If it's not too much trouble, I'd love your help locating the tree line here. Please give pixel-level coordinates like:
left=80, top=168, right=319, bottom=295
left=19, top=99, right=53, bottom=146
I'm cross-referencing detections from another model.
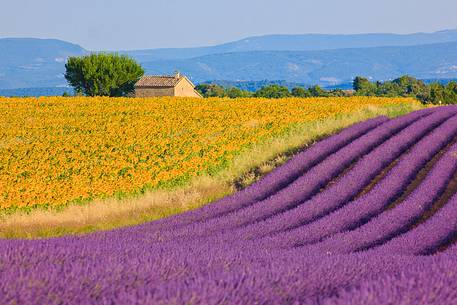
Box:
left=353, top=76, right=457, bottom=105
left=63, top=53, right=456, bottom=105
left=195, top=84, right=354, bottom=99
left=197, top=76, right=457, bottom=105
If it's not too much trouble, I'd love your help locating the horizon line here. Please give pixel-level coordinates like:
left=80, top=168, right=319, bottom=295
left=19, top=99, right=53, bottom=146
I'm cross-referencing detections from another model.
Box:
left=1, top=28, right=456, bottom=52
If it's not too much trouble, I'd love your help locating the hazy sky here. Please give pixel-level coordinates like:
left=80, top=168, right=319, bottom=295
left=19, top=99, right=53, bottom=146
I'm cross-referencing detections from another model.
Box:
left=1, top=0, right=457, bottom=50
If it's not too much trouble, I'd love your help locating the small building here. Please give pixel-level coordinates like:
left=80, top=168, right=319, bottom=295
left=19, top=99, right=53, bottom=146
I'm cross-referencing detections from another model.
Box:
left=134, top=72, right=202, bottom=98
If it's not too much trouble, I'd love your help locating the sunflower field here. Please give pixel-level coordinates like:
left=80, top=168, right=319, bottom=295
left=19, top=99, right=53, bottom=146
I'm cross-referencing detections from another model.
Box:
left=0, top=96, right=415, bottom=209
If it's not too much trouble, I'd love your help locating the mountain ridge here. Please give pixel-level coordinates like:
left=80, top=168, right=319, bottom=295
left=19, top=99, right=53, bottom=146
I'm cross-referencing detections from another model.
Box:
left=1, top=30, right=457, bottom=89
left=140, top=41, right=457, bottom=86
left=122, top=29, right=457, bottom=60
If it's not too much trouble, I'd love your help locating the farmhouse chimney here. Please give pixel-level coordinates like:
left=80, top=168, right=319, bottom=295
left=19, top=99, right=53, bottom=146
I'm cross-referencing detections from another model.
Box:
left=174, top=71, right=181, bottom=79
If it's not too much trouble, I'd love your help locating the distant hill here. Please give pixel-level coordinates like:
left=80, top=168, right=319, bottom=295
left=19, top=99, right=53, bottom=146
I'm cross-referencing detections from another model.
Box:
left=204, top=80, right=310, bottom=91
left=0, top=87, right=73, bottom=97
left=1, top=30, right=457, bottom=90
left=0, top=38, right=86, bottom=89
left=124, top=29, right=457, bottom=60
left=423, top=78, right=457, bottom=85
left=141, top=42, right=457, bottom=86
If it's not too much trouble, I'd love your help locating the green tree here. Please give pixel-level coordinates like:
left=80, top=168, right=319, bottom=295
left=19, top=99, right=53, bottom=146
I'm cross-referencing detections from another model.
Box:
left=308, top=85, right=327, bottom=97
left=254, top=85, right=291, bottom=98
left=291, top=87, right=311, bottom=97
left=353, top=76, right=376, bottom=95
left=65, top=53, right=144, bottom=97
left=328, top=89, right=350, bottom=97
left=376, top=81, right=401, bottom=97
left=225, top=87, right=251, bottom=98
left=443, top=81, right=457, bottom=104
left=429, top=83, right=445, bottom=104
left=195, top=84, right=226, bottom=97
left=392, top=75, right=428, bottom=98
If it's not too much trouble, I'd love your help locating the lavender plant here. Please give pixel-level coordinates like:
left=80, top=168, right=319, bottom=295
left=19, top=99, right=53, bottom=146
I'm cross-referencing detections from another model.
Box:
left=1, top=106, right=457, bottom=305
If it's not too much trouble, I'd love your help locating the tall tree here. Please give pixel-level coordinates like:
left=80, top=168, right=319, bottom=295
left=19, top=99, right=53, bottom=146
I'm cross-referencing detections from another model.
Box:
left=443, top=81, right=457, bottom=104
left=195, top=84, right=226, bottom=97
left=65, top=53, right=144, bottom=97
left=225, top=87, right=251, bottom=98
left=291, top=87, right=311, bottom=97
left=353, top=76, right=376, bottom=95
left=428, top=83, right=444, bottom=104
left=308, top=85, right=327, bottom=97
left=254, top=85, right=291, bottom=98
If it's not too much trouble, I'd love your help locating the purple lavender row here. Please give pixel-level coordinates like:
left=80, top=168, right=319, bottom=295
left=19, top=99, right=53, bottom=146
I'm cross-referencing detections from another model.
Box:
left=3, top=108, right=457, bottom=304
left=441, top=236, right=457, bottom=254
left=163, top=109, right=456, bottom=249
left=257, top=112, right=457, bottom=249
left=372, top=188, right=457, bottom=255
left=311, top=141, right=457, bottom=254
left=132, top=108, right=433, bottom=242
left=119, top=250, right=422, bottom=305
left=221, top=107, right=457, bottom=241
left=120, top=109, right=434, bottom=237
left=127, top=115, right=389, bottom=232
left=322, top=256, right=457, bottom=305
left=2, top=237, right=455, bottom=304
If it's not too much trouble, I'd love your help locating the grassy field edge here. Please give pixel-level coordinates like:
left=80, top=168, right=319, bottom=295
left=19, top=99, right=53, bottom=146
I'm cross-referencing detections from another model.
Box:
left=0, top=101, right=422, bottom=239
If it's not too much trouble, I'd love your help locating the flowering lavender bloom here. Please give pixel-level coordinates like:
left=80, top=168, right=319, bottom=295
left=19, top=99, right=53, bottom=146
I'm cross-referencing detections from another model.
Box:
left=127, top=107, right=434, bottom=243
left=130, top=115, right=390, bottom=232
left=373, top=191, right=457, bottom=255
left=322, top=257, right=457, bottom=305
left=228, top=108, right=457, bottom=241
left=255, top=112, right=457, bottom=248
left=2, top=106, right=457, bottom=305
left=311, top=141, right=457, bottom=254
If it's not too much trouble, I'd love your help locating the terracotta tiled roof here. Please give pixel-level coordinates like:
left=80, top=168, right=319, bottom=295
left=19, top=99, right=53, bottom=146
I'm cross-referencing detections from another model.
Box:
left=135, top=75, right=182, bottom=88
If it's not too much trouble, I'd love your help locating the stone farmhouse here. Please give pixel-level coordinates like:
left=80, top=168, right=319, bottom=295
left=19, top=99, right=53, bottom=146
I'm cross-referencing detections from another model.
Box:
left=134, top=72, right=202, bottom=98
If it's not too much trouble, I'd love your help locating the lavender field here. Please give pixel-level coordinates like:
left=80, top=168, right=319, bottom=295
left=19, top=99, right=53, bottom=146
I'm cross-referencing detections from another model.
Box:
left=2, top=105, right=457, bottom=304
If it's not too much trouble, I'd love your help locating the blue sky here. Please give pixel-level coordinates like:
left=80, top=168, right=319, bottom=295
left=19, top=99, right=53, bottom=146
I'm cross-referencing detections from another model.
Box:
left=1, top=0, right=457, bottom=50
